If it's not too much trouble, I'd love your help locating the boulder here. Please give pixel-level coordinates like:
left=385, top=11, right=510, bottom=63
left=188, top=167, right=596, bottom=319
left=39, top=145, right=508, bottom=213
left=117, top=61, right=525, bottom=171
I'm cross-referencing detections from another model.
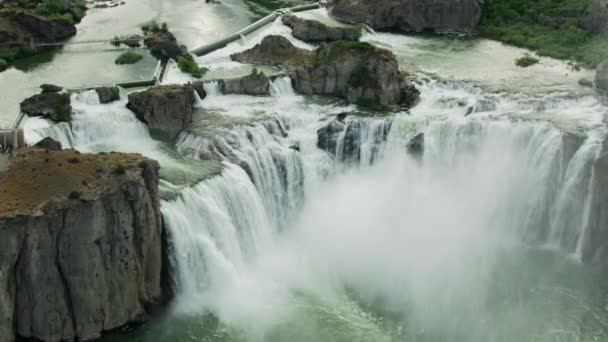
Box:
left=232, top=36, right=419, bottom=107
left=34, top=137, right=62, bottom=151
left=144, top=31, right=188, bottom=61
left=127, top=84, right=197, bottom=140
left=329, top=0, right=482, bottom=33
left=222, top=68, right=270, bottom=95
left=595, top=60, right=608, bottom=92
left=40, top=84, right=62, bottom=93
left=95, top=86, right=120, bottom=104
left=281, top=15, right=362, bottom=42
left=406, top=132, right=424, bottom=158
left=317, top=118, right=346, bottom=156
left=580, top=0, right=608, bottom=35
left=190, top=81, right=206, bottom=98
left=20, top=92, right=72, bottom=122
left=0, top=150, right=167, bottom=342
left=231, top=35, right=312, bottom=68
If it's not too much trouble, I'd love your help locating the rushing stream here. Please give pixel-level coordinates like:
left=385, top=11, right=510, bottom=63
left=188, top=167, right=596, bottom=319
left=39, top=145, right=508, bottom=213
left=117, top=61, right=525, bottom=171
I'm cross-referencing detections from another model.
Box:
left=19, top=5, right=608, bottom=342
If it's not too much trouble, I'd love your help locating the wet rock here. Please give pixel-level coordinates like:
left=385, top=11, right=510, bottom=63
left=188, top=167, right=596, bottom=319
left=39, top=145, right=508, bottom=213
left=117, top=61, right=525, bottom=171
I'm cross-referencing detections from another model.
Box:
left=95, top=86, right=120, bottom=103
left=127, top=84, right=196, bottom=140
left=221, top=68, right=270, bottom=96
left=595, top=60, right=608, bottom=92
left=40, top=84, right=62, bottom=93
left=473, top=98, right=497, bottom=113
left=582, top=136, right=608, bottom=262
left=34, top=137, right=62, bottom=151
left=0, top=151, right=167, bottom=342
left=232, top=36, right=419, bottom=108
left=580, top=0, right=608, bottom=35
left=13, top=12, right=76, bottom=42
left=329, top=0, right=482, bottom=34
left=190, top=81, right=206, bottom=98
left=317, top=119, right=346, bottom=156
left=20, top=92, right=72, bottom=122
left=579, top=78, right=594, bottom=88
left=282, top=15, right=361, bottom=42
left=144, top=31, right=188, bottom=61
left=407, top=132, right=424, bottom=158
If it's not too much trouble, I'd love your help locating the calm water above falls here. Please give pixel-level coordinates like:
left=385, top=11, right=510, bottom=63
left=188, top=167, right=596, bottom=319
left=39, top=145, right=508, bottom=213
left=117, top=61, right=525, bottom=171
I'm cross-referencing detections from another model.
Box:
left=19, top=4, right=608, bottom=342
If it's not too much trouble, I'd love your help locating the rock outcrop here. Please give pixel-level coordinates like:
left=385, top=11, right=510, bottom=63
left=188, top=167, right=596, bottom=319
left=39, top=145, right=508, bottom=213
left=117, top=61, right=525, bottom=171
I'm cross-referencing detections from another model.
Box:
left=34, top=137, right=62, bottom=151
left=127, top=84, right=198, bottom=140
left=40, top=84, right=63, bottom=93
left=221, top=69, right=270, bottom=95
left=95, top=86, right=120, bottom=104
left=282, top=15, right=362, bottom=42
left=406, top=132, right=424, bottom=157
left=580, top=0, right=608, bottom=35
left=595, top=60, right=608, bottom=92
left=317, top=114, right=392, bottom=164
left=231, top=36, right=419, bottom=108
left=20, top=91, right=72, bottom=122
left=144, top=31, right=188, bottom=61
left=329, top=0, right=482, bottom=33
left=0, top=149, right=166, bottom=342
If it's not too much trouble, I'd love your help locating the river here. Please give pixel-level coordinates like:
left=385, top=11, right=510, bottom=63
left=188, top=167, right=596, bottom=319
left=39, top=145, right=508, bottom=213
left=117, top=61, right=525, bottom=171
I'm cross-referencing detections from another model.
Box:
left=15, top=3, right=608, bottom=342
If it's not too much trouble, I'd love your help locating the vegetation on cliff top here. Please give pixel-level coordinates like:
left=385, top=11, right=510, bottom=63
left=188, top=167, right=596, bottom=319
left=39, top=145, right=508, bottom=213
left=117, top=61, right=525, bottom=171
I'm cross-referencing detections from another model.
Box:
left=314, top=40, right=393, bottom=65
left=177, top=56, right=209, bottom=78
left=515, top=53, right=540, bottom=67
left=115, top=51, right=144, bottom=65
left=0, top=150, right=144, bottom=216
left=479, top=0, right=608, bottom=67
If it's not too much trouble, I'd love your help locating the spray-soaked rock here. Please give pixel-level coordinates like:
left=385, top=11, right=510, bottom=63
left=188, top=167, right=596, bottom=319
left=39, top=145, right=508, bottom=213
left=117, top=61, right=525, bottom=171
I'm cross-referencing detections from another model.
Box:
left=127, top=84, right=197, bottom=140
left=95, top=86, right=120, bottom=104
left=221, top=69, right=270, bottom=95
left=595, top=60, right=608, bottom=92
left=406, top=132, right=424, bottom=158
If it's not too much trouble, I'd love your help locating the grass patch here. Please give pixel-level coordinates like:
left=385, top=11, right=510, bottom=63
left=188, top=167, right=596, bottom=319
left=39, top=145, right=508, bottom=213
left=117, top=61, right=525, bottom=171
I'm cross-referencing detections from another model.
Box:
left=115, top=51, right=143, bottom=65
left=113, top=163, right=126, bottom=175
left=479, top=0, right=607, bottom=68
left=177, top=56, right=208, bottom=78
left=515, top=53, right=540, bottom=67
left=38, top=0, right=87, bottom=23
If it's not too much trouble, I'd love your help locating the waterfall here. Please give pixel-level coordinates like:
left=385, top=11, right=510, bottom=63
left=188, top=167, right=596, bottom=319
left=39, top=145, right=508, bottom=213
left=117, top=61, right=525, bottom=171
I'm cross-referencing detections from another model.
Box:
left=162, top=164, right=275, bottom=311
left=270, top=77, right=296, bottom=97
left=176, top=117, right=305, bottom=228
left=204, top=81, right=222, bottom=96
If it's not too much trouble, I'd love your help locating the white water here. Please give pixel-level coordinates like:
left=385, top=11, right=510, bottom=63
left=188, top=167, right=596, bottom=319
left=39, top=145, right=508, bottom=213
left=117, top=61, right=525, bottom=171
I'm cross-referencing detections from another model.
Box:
left=20, top=12, right=608, bottom=341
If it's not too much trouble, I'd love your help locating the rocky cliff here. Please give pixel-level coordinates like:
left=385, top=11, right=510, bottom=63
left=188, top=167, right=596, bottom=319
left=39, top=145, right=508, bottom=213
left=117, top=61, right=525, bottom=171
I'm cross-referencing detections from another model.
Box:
left=231, top=36, right=419, bottom=108
left=0, top=149, right=167, bottom=342
left=329, top=0, right=482, bottom=33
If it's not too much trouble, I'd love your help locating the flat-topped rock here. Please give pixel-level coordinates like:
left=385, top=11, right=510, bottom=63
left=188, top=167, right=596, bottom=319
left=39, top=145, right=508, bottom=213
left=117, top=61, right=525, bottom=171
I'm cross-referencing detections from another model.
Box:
left=0, top=149, right=167, bottom=341
left=282, top=15, right=362, bottom=42
left=222, top=68, right=270, bottom=95
left=127, top=84, right=199, bottom=140
left=20, top=91, right=72, bottom=122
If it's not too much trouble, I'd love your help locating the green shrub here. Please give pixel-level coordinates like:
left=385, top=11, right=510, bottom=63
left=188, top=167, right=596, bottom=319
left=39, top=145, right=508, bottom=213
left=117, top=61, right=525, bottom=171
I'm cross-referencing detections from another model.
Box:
left=0, top=48, right=19, bottom=62
left=356, top=96, right=384, bottom=111
left=177, top=56, right=208, bottom=78
left=0, top=59, right=7, bottom=71
left=115, top=51, right=143, bottom=65
left=515, top=54, right=540, bottom=67
left=141, top=20, right=168, bottom=34
left=113, top=163, right=126, bottom=175
left=68, top=191, right=81, bottom=200
left=48, top=12, right=75, bottom=25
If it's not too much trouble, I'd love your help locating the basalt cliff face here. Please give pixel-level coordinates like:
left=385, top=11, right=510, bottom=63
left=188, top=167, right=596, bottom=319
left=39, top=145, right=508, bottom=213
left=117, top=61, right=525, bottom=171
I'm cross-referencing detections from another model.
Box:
left=329, top=0, right=483, bottom=33
left=0, top=149, right=167, bottom=342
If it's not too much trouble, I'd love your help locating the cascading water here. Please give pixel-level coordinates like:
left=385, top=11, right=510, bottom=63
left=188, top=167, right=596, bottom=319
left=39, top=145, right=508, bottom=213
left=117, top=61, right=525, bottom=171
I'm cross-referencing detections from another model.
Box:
left=38, top=8, right=607, bottom=342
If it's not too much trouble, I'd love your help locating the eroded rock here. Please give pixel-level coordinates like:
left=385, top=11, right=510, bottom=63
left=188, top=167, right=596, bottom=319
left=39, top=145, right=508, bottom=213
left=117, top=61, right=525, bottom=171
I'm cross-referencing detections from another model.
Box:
left=0, top=150, right=167, bottom=342
left=282, top=15, right=362, bottom=42
left=580, top=0, right=608, bottom=35
left=144, top=31, right=188, bottom=61
left=595, top=60, right=608, bottom=92
left=329, top=0, right=482, bottom=34
left=20, top=92, right=72, bottom=122
left=222, top=68, right=270, bottom=95
left=127, top=84, right=198, bottom=139
left=34, top=137, right=62, bottom=151
left=95, top=86, right=120, bottom=104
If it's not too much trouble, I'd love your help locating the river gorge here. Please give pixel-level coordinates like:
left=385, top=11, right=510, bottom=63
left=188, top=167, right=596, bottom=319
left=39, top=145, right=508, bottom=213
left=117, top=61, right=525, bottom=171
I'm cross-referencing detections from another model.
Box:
left=1, top=0, right=608, bottom=341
